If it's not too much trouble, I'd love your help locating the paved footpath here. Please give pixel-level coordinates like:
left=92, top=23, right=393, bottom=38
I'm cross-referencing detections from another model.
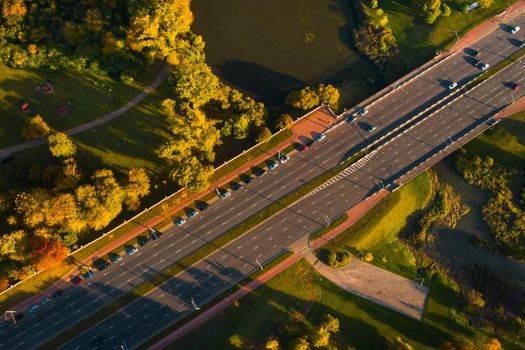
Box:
left=6, top=106, right=336, bottom=315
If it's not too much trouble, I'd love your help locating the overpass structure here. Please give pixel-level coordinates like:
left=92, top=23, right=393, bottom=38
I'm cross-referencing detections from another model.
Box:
left=2, top=12, right=525, bottom=350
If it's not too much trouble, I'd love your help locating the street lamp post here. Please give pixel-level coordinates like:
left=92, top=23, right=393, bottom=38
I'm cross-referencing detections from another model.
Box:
left=449, top=31, right=460, bottom=52
left=191, top=297, right=200, bottom=310
left=5, top=311, right=16, bottom=324
left=255, top=258, right=263, bottom=271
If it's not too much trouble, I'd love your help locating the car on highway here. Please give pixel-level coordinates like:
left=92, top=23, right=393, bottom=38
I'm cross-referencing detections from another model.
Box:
left=512, top=83, right=521, bottom=91
left=448, top=82, right=457, bottom=90
left=28, top=304, right=39, bottom=313
left=197, top=202, right=209, bottom=211
left=315, top=133, right=326, bottom=142
left=52, top=289, right=63, bottom=298
left=268, top=161, right=279, bottom=170
left=96, top=260, right=111, bottom=271
left=366, top=125, right=377, bottom=133
left=40, top=297, right=51, bottom=305
left=477, top=61, right=489, bottom=70
left=71, top=276, right=83, bottom=285
left=358, top=107, right=368, bottom=116
left=110, top=254, right=122, bottom=263
left=230, top=182, right=242, bottom=191
left=126, top=246, right=138, bottom=255
left=187, top=208, right=199, bottom=218
left=175, top=217, right=186, bottom=226
left=253, top=167, right=266, bottom=177
left=278, top=153, right=289, bottom=164
left=83, top=270, right=95, bottom=279
left=510, top=25, right=520, bottom=34
left=243, top=175, right=254, bottom=184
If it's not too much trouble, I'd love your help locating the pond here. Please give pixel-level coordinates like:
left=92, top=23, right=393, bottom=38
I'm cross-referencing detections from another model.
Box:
left=434, top=160, right=525, bottom=283
left=191, top=0, right=380, bottom=106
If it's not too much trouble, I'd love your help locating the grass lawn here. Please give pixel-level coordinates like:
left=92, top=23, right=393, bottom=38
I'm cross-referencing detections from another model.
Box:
left=172, top=259, right=473, bottom=350
left=322, top=171, right=433, bottom=278
left=0, top=61, right=163, bottom=148
left=378, top=0, right=512, bottom=68
left=463, top=110, right=525, bottom=167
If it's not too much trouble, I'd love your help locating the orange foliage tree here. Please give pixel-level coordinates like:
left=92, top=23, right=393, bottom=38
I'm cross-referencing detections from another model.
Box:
left=30, top=236, right=69, bottom=271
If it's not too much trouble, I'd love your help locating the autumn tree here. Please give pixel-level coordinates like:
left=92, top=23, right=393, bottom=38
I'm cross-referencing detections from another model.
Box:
left=483, top=338, right=502, bottom=350
left=265, top=337, right=279, bottom=350
left=170, top=156, right=214, bottom=192
left=389, top=336, right=414, bottom=350
left=411, top=0, right=442, bottom=24
left=29, top=236, right=69, bottom=271
left=0, top=277, right=9, bottom=292
left=316, top=84, right=340, bottom=109
left=0, top=230, right=29, bottom=261
left=170, top=62, right=220, bottom=107
left=124, top=168, right=150, bottom=211
left=256, top=127, right=272, bottom=143
left=275, top=113, right=293, bottom=130
left=285, top=87, right=319, bottom=110
left=290, top=337, right=310, bottom=350
left=48, top=133, right=77, bottom=158
left=21, top=115, right=51, bottom=139
left=479, top=0, right=494, bottom=9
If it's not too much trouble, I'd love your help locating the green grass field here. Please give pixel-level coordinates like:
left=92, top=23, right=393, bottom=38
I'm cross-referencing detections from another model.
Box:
left=0, top=62, right=163, bottom=148
left=463, top=111, right=525, bottom=167
left=322, top=171, right=433, bottom=278
left=172, top=259, right=473, bottom=350
left=380, top=0, right=511, bottom=67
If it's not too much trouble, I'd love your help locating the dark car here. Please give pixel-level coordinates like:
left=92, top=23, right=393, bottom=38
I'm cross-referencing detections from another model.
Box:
left=110, top=254, right=123, bottom=263
left=93, top=336, right=105, bottom=346
left=149, top=230, right=161, bottom=240
left=96, top=261, right=110, bottom=271
left=253, top=168, right=266, bottom=177
left=138, top=237, right=149, bottom=246
left=83, top=270, right=95, bottom=280
left=471, top=49, right=480, bottom=57
left=230, top=182, right=242, bottom=191
left=52, top=289, right=64, bottom=298
left=197, top=202, right=209, bottom=211
left=243, top=175, right=254, bottom=184
left=71, top=276, right=83, bottom=285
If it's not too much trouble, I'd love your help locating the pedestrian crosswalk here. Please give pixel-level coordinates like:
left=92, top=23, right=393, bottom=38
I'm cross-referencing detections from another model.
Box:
left=302, top=151, right=377, bottom=199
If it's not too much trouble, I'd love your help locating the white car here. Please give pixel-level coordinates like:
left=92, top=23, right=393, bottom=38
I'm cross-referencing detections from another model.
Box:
left=477, top=62, right=489, bottom=71
left=510, top=25, right=520, bottom=34
left=448, top=82, right=457, bottom=90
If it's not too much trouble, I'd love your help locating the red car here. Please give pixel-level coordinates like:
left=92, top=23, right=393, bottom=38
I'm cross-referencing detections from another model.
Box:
left=512, top=83, right=521, bottom=91
left=298, top=144, right=309, bottom=152
left=71, top=276, right=83, bottom=285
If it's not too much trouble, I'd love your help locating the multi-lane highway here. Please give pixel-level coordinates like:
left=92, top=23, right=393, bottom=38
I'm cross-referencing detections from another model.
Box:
left=1, top=13, right=525, bottom=350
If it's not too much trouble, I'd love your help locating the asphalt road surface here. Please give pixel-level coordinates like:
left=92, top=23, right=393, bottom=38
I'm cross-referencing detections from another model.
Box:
left=1, top=15, right=525, bottom=350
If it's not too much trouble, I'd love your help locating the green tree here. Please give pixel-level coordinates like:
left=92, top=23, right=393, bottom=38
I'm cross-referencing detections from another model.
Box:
left=48, top=132, right=77, bottom=158
left=21, top=115, right=51, bottom=139
left=170, top=156, right=214, bottom=192
left=124, top=168, right=150, bottom=211
left=0, top=230, right=29, bottom=261
left=275, top=113, right=293, bottom=129
left=479, top=0, right=494, bottom=9
left=411, top=0, right=442, bottom=24
left=256, top=127, right=272, bottom=143
left=441, top=3, right=451, bottom=16
left=285, top=87, right=320, bottom=110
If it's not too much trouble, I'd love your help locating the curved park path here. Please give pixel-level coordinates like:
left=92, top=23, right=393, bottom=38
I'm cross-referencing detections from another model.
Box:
left=0, top=63, right=171, bottom=157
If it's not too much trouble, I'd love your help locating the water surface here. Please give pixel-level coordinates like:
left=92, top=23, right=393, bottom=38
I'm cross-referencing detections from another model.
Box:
left=191, top=0, right=379, bottom=105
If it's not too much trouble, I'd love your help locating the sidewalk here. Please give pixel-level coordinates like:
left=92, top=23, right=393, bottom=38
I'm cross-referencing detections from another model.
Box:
left=7, top=106, right=335, bottom=315
left=147, top=189, right=389, bottom=349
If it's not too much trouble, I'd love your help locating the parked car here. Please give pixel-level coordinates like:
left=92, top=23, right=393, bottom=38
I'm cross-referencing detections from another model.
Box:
left=298, top=144, right=309, bottom=152
left=138, top=237, right=149, bottom=246
left=40, top=297, right=51, bottom=305
left=197, top=202, right=209, bottom=211
left=253, top=168, right=266, bottom=177
left=448, top=82, right=457, bottom=90
left=175, top=217, right=186, bottom=226
left=346, top=114, right=356, bottom=123
left=96, top=261, right=110, bottom=271
left=470, top=49, right=480, bottom=57
left=268, top=161, right=279, bottom=170
left=52, top=289, right=64, bottom=298
left=126, top=246, right=138, bottom=255
left=243, top=175, right=254, bottom=184
left=512, top=83, right=521, bottom=91
left=278, top=154, right=289, bottom=164
left=187, top=208, right=199, bottom=219
left=366, top=125, right=377, bottom=133
left=71, top=276, right=83, bottom=285
left=218, top=189, right=231, bottom=199
left=230, top=182, right=242, bottom=191
left=149, top=229, right=161, bottom=240
left=83, top=270, right=95, bottom=280
left=110, top=254, right=122, bottom=263
left=519, top=40, right=525, bottom=48
left=315, top=133, right=326, bottom=142
left=510, top=25, right=520, bottom=34
left=28, top=304, right=39, bottom=313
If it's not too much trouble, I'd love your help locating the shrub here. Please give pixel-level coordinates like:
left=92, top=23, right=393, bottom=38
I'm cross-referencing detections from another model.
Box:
left=364, top=252, right=374, bottom=262
left=256, top=127, right=273, bottom=143
left=327, top=250, right=352, bottom=268
left=21, top=115, right=51, bottom=139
